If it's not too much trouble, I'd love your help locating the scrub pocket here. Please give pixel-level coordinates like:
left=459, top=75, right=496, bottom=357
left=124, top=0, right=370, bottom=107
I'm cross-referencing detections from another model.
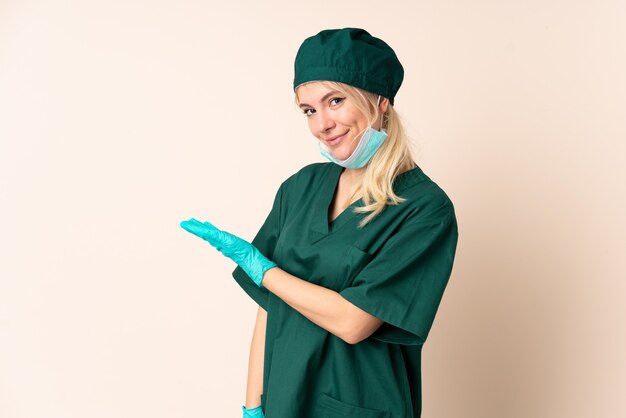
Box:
left=314, top=393, right=391, bottom=418
left=337, top=245, right=374, bottom=290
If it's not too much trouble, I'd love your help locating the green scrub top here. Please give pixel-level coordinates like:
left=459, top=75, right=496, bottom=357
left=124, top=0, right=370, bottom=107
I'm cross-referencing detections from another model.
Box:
left=232, top=162, right=459, bottom=418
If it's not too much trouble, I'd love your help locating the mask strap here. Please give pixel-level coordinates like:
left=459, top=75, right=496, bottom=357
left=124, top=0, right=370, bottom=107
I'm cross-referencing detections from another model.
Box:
left=376, top=95, right=384, bottom=131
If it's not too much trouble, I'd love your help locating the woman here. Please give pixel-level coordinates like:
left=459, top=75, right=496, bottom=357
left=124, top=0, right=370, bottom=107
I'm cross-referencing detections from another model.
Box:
left=181, top=28, right=459, bottom=418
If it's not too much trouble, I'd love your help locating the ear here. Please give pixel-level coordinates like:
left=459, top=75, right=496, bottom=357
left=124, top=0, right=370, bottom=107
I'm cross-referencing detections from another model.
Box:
left=379, top=96, right=390, bottom=114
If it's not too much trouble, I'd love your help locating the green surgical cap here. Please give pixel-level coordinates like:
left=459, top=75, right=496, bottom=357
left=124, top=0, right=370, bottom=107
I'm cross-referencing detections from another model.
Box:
left=293, top=27, right=404, bottom=105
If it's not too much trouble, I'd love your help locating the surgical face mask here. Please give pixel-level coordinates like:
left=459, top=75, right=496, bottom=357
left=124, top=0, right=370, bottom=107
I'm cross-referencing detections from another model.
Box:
left=318, top=95, right=387, bottom=169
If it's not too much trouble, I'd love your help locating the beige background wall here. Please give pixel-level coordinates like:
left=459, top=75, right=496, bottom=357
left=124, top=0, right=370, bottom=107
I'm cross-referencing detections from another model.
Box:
left=1, top=1, right=624, bottom=417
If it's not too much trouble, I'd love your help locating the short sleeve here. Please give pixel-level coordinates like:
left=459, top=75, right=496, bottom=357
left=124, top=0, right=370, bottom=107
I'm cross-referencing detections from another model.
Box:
left=339, top=210, right=459, bottom=345
left=231, top=183, right=284, bottom=310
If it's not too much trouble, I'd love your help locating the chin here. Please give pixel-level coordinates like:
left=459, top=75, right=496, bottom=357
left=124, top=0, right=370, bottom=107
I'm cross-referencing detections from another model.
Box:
left=330, top=151, right=350, bottom=160
left=330, top=146, right=355, bottom=160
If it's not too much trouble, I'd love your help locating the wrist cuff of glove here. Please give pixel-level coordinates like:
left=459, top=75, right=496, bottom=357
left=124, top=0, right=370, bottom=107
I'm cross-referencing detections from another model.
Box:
left=258, top=261, right=277, bottom=288
left=242, top=404, right=264, bottom=418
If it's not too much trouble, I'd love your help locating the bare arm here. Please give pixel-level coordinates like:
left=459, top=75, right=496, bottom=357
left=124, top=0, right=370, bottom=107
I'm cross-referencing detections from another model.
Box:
left=244, top=305, right=267, bottom=409
left=261, top=267, right=383, bottom=344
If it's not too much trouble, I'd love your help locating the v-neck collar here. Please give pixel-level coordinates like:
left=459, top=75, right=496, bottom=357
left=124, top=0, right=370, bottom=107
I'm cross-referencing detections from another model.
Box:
left=309, top=163, right=426, bottom=242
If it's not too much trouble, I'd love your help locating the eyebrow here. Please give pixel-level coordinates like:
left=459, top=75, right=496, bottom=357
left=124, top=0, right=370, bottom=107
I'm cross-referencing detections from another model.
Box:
left=298, top=90, right=341, bottom=109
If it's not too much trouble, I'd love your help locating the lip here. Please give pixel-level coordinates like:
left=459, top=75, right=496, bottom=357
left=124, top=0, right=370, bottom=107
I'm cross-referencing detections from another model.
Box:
left=326, top=132, right=348, bottom=146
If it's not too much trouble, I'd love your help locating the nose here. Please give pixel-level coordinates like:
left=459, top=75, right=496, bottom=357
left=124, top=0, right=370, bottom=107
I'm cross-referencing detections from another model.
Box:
left=316, top=109, right=335, bottom=134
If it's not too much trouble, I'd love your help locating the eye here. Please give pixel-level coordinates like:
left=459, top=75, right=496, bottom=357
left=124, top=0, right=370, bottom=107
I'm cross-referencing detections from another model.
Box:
left=302, top=108, right=315, bottom=117
left=330, top=97, right=345, bottom=106
left=330, top=97, right=344, bottom=105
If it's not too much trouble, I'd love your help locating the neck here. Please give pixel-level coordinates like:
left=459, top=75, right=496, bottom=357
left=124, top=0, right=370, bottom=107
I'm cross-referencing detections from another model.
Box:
left=341, top=166, right=366, bottom=182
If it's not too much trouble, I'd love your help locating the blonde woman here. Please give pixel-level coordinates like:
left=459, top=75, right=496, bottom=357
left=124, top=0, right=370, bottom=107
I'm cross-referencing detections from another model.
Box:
left=181, top=27, right=459, bottom=418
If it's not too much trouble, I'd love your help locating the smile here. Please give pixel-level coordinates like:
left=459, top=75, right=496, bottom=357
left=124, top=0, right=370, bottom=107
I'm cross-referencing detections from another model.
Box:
left=326, top=132, right=348, bottom=146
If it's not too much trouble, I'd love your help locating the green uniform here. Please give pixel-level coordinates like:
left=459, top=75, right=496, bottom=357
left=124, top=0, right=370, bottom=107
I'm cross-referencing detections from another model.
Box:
left=232, top=162, right=459, bottom=418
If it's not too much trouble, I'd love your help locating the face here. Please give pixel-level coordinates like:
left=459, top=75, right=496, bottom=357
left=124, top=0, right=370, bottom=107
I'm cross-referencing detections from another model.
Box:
left=296, top=82, right=383, bottom=161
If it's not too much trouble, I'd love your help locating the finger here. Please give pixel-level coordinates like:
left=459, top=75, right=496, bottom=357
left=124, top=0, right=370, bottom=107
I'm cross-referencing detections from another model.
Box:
left=201, top=220, right=221, bottom=232
left=180, top=219, right=214, bottom=238
left=180, top=218, right=204, bottom=230
left=180, top=220, right=206, bottom=236
left=198, top=220, right=225, bottom=241
left=187, top=218, right=207, bottom=228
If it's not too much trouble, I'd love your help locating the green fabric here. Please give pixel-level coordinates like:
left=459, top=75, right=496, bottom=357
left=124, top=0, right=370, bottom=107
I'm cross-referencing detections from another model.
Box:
left=232, top=162, right=458, bottom=417
left=293, top=27, right=404, bottom=105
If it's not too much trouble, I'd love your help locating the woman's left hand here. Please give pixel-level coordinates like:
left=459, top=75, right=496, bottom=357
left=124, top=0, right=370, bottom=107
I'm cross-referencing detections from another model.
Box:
left=180, top=218, right=277, bottom=288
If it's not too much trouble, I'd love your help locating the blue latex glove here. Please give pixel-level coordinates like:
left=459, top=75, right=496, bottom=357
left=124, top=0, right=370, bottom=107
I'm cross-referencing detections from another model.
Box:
left=180, top=218, right=277, bottom=287
left=242, top=405, right=264, bottom=418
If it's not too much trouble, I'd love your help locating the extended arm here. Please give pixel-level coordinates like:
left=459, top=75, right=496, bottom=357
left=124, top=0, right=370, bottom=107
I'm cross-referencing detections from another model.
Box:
left=180, top=218, right=383, bottom=344
left=262, top=267, right=383, bottom=344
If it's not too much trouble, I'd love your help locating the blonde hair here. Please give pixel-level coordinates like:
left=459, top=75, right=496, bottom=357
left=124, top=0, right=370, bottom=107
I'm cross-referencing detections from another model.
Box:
left=295, top=81, right=417, bottom=228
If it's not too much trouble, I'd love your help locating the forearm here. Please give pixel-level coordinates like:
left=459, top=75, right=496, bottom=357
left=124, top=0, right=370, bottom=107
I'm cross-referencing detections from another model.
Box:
left=245, top=306, right=266, bottom=408
left=261, top=267, right=357, bottom=343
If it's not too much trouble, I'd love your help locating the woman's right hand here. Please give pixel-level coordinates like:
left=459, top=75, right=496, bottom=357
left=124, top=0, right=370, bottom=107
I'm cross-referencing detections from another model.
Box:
left=242, top=404, right=264, bottom=418
left=180, top=218, right=277, bottom=288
